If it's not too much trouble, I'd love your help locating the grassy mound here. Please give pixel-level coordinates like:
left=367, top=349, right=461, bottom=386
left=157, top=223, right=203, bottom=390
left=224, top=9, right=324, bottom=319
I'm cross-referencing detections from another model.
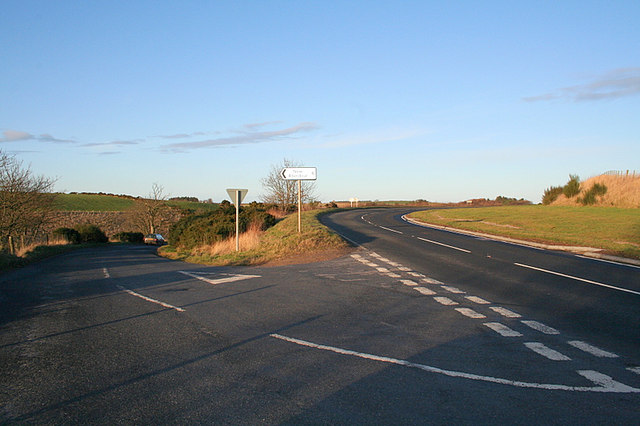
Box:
left=159, top=209, right=351, bottom=266
left=551, top=173, right=640, bottom=208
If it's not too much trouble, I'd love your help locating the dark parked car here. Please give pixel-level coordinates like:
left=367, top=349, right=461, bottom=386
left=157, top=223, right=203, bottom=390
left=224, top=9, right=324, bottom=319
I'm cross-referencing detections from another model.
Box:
left=144, top=233, right=166, bottom=245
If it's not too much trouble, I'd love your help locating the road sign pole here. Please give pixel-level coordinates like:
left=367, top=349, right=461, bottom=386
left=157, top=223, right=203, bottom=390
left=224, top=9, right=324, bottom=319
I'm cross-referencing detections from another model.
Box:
left=235, top=190, right=240, bottom=251
left=297, top=179, right=302, bottom=233
left=226, top=188, right=248, bottom=252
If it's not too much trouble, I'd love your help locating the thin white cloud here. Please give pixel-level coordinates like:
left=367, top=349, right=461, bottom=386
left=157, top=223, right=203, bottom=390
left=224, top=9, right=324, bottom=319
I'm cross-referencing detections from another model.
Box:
left=524, top=67, right=640, bottom=102
left=81, top=140, right=141, bottom=147
left=162, top=122, right=319, bottom=151
left=157, top=131, right=207, bottom=139
left=0, top=129, right=75, bottom=143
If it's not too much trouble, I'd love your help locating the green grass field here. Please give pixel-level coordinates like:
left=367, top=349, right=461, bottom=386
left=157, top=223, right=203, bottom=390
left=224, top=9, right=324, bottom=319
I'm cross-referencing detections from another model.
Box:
left=53, top=193, right=218, bottom=212
left=408, top=205, right=640, bottom=259
left=53, top=193, right=135, bottom=211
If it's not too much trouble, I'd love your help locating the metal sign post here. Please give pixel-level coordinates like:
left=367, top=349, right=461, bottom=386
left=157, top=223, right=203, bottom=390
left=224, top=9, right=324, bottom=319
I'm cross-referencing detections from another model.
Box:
left=281, top=167, right=317, bottom=233
left=226, top=188, right=248, bottom=251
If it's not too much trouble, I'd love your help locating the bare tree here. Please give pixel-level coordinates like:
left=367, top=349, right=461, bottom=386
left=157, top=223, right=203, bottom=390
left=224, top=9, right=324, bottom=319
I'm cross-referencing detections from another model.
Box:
left=0, top=150, right=56, bottom=253
left=261, top=159, right=317, bottom=211
left=127, top=183, right=170, bottom=234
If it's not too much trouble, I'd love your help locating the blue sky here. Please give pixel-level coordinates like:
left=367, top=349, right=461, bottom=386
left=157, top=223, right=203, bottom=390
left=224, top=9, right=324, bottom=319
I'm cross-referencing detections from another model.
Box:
left=1, top=1, right=639, bottom=203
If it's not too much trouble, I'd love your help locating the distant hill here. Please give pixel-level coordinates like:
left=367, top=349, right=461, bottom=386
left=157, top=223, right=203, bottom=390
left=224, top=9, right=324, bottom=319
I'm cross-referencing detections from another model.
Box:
left=551, top=172, right=640, bottom=208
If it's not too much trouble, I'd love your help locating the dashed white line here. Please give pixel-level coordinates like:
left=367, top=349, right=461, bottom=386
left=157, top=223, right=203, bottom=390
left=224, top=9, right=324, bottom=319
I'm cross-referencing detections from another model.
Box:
left=117, top=285, right=185, bottom=312
left=271, top=334, right=640, bottom=393
left=441, top=285, right=465, bottom=294
left=380, top=226, right=403, bottom=234
left=568, top=341, right=619, bottom=358
left=386, top=273, right=402, bottom=278
left=490, top=306, right=522, bottom=318
left=398, top=267, right=412, bottom=271
left=627, top=367, right=640, bottom=375
left=417, top=237, right=471, bottom=253
left=400, top=279, right=418, bottom=286
left=414, top=287, right=436, bottom=295
left=465, top=296, right=490, bottom=304
left=376, top=267, right=390, bottom=273
left=422, top=277, right=444, bottom=285
left=408, top=272, right=426, bottom=278
left=524, top=342, right=571, bottom=361
left=103, top=267, right=110, bottom=279
left=484, top=322, right=523, bottom=337
left=521, top=320, right=560, bottom=335
left=433, top=296, right=458, bottom=306
left=514, top=263, right=640, bottom=296
left=455, top=308, right=486, bottom=319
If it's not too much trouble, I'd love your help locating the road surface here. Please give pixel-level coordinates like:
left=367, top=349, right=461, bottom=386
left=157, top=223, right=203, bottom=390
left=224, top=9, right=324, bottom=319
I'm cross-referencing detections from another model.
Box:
left=1, top=208, right=639, bottom=423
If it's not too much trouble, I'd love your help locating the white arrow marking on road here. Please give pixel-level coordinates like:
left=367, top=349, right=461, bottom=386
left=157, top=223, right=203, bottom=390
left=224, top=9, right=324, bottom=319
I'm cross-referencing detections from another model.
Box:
left=271, top=334, right=640, bottom=393
left=179, top=271, right=260, bottom=285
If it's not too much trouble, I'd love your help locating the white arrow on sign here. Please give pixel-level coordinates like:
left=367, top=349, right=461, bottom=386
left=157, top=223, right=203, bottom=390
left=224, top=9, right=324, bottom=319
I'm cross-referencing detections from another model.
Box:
left=280, top=167, right=317, bottom=180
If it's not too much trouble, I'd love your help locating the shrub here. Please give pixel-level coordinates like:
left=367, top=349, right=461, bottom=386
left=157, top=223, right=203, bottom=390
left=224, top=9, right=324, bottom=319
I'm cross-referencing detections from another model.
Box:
left=74, top=224, right=108, bottom=243
left=113, top=232, right=144, bottom=243
left=563, top=174, right=581, bottom=198
left=579, top=183, right=608, bottom=205
left=169, top=202, right=276, bottom=249
left=53, top=227, right=81, bottom=244
left=542, top=186, right=563, bottom=205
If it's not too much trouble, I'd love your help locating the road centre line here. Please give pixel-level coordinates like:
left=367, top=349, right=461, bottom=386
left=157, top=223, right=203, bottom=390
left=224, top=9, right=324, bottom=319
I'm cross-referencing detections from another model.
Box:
left=414, top=287, right=436, bottom=295
left=379, top=226, right=403, bottom=234
left=417, top=237, right=471, bottom=253
left=434, top=296, right=458, bottom=306
left=270, top=334, right=640, bottom=393
left=514, top=263, right=640, bottom=296
left=466, top=296, right=490, bottom=304
left=116, top=285, right=185, bottom=312
left=441, top=285, right=465, bottom=294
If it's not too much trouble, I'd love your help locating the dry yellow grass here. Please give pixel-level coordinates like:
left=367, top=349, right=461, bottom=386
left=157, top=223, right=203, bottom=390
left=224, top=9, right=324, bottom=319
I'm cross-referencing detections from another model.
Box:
left=189, top=222, right=264, bottom=257
left=553, top=172, right=640, bottom=208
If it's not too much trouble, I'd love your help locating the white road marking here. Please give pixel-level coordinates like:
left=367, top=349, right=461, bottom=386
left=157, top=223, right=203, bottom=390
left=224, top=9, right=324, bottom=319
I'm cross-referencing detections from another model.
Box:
left=576, top=254, right=640, bottom=270
left=627, top=367, right=640, bottom=375
left=441, top=285, right=465, bottom=294
left=376, top=267, right=390, bottom=273
left=414, top=287, right=436, bottom=295
left=408, top=272, right=426, bottom=278
left=433, top=296, right=458, bottom=306
left=370, top=252, right=383, bottom=258
left=377, top=257, right=391, bottom=263
left=455, top=308, right=486, bottom=319
left=380, top=226, right=403, bottom=234
left=398, top=266, right=412, bottom=271
left=421, top=277, right=444, bottom=285
left=490, top=306, right=522, bottom=318
left=400, top=279, right=418, bottom=286
left=465, top=296, right=490, bottom=304
left=568, top=341, right=619, bottom=358
left=350, top=254, right=362, bottom=260
left=484, top=322, right=523, bottom=337
left=525, top=342, right=571, bottom=361
left=270, top=334, right=640, bottom=393
left=417, top=237, right=471, bottom=253
left=179, top=271, right=260, bottom=285
left=364, top=262, right=379, bottom=267
left=103, top=267, right=110, bottom=279
left=386, top=273, right=402, bottom=278
left=117, top=285, right=185, bottom=312
left=386, top=261, right=403, bottom=267
left=514, top=263, right=640, bottom=296
left=521, top=320, right=560, bottom=335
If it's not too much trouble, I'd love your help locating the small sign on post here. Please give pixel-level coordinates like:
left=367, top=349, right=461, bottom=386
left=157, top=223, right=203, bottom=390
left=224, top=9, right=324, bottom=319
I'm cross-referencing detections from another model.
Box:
left=226, top=188, right=248, bottom=251
left=281, top=167, right=317, bottom=233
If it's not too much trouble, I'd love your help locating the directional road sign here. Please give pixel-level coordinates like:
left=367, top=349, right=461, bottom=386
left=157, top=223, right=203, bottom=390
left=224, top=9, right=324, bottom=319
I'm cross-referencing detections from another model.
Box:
left=280, top=167, right=317, bottom=180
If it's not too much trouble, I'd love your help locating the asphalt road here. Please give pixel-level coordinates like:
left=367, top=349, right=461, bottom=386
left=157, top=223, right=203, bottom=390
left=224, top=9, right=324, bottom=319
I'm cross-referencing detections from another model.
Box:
left=1, top=208, right=639, bottom=424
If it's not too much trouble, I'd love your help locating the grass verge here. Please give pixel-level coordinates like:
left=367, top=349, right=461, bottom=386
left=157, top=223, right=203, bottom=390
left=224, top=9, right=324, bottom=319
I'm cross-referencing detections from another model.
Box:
left=408, top=205, right=640, bottom=260
left=159, top=209, right=352, bottom=266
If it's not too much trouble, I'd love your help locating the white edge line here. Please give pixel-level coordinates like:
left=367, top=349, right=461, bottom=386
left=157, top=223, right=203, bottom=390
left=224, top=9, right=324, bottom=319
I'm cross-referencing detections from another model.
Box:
left=417, top=237, right=471, bottom=253
left=117, top=285, right=185, bottom=312
left=514, top=263, right=640, bottom=296
left=270, top=334, right=639, bottom=393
